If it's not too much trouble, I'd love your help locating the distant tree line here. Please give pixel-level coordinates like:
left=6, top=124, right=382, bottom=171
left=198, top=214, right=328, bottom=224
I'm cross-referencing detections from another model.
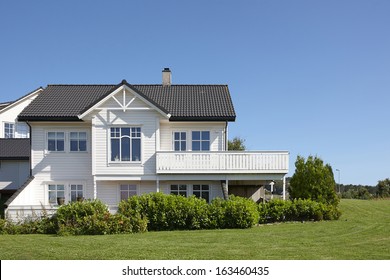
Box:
left=339, top=178, right=390, bottom=200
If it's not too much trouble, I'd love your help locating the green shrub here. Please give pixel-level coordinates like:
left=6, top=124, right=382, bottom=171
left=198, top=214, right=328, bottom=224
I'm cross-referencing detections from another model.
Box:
left=258, top=199, right=341, bottom=224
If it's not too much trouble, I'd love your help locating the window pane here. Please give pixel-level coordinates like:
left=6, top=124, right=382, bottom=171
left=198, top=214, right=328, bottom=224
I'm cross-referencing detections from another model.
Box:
left=201, top=131, right=210, bottom=140
left=179, top=185, right=187, bottom=191
left=193, top=191, right=200, bottom=198
left=120, top=185, right=128, bottom=191
left=111, top=139, right=120, bottom=161
left=132, top=138, right=141, bottom=161
left=202, top=185, right=209, bottom=190
left=122, top=128, right=130, bottom=136
left=181, top=132, right=186, bottom=140
left=174, top=132, right=180, bottom=140
left=49, top=192, right=56, bottom=204
left=193, top=185, right=200, bottom=191
left=48, top=132, right=55, bottom=139
left=79, top=132, right=87, bottom=140
left=174, top=141, right=180, bottom=151
left=48, top=140, right=56, bottom=151
left=192, top=141, right=200, bottom=151
left=202, top=192, right=209, bottom=202
left=57, top=140, right=64, bottom=151
left=79, top=140, right=86, bottom=151
left=57, top=132, right=64, bottom=139
left=128, top=185, right=137, bottom=191
left=70, top=140, right=78, bottom=151
left=192, top=131, right=200, bottom=140
left=201, top=141, right=210, bottom=151
left=181, top=142, right=186, bottom=151
left=70, top=132, right=78, bottom=139
left=121, top=137, right=130, bottom=161
left=120, top=192, right=129, bottom=201
left=171, top=185, right=178, bottom=191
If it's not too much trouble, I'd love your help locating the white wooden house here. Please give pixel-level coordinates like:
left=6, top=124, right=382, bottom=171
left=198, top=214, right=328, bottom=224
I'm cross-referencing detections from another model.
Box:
left=4, top=69, right=289, bottom=219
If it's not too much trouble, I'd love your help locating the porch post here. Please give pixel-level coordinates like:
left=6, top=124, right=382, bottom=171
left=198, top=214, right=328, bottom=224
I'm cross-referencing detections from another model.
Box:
left=270, top=181, right=274, bottom=200
left=283, top=176, right=286, bottom=200
left=221, top=179, right=229, bottom=200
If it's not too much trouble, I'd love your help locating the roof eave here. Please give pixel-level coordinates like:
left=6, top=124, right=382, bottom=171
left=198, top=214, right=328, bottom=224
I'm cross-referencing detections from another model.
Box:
left=169, top=116, right=236, bottom=122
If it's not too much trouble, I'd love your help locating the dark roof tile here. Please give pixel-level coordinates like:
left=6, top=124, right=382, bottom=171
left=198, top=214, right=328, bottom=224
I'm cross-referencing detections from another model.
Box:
left=18, top=83, right=236, bottom=122
left=0, top=138, right=30, bottom=159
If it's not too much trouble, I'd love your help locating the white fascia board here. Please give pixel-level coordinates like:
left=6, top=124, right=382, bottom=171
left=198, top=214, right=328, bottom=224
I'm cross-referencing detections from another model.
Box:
left=0, top=88, right=43, bottom=114
left=78, top=84, right=170, bottom=120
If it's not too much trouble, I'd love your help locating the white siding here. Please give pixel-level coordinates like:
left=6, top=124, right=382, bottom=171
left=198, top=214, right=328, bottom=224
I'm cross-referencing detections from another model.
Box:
left=159, top=121, right=226, bottom=151
left=0, top=160, right=29, bottom=190
left=93, top=109, right=162, bottom=176
left=8, top=122, right=93, bottom=208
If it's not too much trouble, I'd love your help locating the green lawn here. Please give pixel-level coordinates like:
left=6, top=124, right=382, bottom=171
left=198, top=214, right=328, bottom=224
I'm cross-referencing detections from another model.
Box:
left=0, top=199, right=389, bottom=260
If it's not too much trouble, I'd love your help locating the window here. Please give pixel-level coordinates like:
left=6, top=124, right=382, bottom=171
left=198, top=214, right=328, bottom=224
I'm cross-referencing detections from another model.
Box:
left=16, top=122, right=29, bottom=138
left=193, top=185, right=210, bottom=202
left=4, top=123, right=14, bottom=138
left=70, top=184, right=84, bottom=202
left=111, top=127, right=141, bottom=162
left=192, top=131, right=210, bottom=151
left=173, top=132, right=186, bottom=151
left=120, top=184, right=137, bottom=200
left=48, top=132, right=65, bottom=151
left=70, top=132, right=87, bottom=152
left=48, top=184, right=65, bottom=205
left=170, top=184, right=188, bottom=197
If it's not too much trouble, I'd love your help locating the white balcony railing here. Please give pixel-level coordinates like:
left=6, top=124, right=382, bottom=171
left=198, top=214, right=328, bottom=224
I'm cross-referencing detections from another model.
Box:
left=156, top=151, right=289, bottom=174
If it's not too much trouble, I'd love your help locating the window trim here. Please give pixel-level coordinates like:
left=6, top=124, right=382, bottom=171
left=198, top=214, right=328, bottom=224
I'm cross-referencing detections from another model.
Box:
left=191, top=130, right=210, bottom=151
left=109, top=126, right=142, bottom=163
left=170, top=184, right=188, bottom=197
left=119, top=184, right=138, bottom=201
left=173, top=131, right=187, bottom=151
left=46, top=182, right=85, bottom=206
left=47, top=131, right=66, bottom=152
left=4, top=122, right=15, bottom=138
left=69, top=131, right=88, bottom=152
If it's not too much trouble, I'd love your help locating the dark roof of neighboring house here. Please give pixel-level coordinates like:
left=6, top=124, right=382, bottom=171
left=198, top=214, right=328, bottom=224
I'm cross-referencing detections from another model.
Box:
left=18, top=81, right=236, bottom=122
left=0, top=102, right=12, bottom=111
left=0, top=138, right=30, bottom=160
left=0, top=87, right=43, bottom=113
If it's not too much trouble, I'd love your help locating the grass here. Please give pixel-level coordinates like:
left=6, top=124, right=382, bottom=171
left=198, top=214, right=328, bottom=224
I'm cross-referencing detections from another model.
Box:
left=0, top=199, right=389, bottom=260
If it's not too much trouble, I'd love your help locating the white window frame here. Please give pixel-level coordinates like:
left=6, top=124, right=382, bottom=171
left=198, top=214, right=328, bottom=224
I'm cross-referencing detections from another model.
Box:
left=48, top=184, right=66, bottom=206
left=192, top=184, right=210, bottom=202
left=119, top=184, right=138, bottom=201
left=173, top=131, right=187, bottom=151
left=47, top=182, right=85, bottom=206
left=191, top=131, right=210, bottom=151
left=4, top=122, right=15, bottom=138
left=16, top=122, right=29, bottom=138
left=109, top=127, right=142, bottom=163
left=70, top=131, right=88, bottom=152
left=70, top=184, right=85, bottom=202
left=47, top=131, right=65, bottom=152
left=170, top=184, right=188, bottom=197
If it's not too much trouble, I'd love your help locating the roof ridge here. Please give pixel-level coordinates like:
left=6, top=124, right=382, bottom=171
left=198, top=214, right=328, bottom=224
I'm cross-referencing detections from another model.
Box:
left=46, top=84, right=118, bottom=87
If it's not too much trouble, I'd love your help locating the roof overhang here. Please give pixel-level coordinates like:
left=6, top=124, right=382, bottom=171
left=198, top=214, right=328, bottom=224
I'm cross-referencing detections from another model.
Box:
left=0, top=87, right=43, bottom=114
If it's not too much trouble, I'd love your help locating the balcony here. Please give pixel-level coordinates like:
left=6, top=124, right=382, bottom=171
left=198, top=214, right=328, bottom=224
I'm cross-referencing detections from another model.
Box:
left=156, top=151, right=289, bottom=174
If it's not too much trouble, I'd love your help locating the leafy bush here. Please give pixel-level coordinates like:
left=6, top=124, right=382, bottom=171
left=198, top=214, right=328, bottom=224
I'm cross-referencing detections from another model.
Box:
left=258, top=199, right=341, bottom=224
left=220, top=195, right=259, bottom=229
left=55, top=199, right=147, bottom=235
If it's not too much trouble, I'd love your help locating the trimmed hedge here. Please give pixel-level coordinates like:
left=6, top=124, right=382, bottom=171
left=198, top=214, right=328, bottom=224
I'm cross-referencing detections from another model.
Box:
left=258, top=199, right=341, bottom=224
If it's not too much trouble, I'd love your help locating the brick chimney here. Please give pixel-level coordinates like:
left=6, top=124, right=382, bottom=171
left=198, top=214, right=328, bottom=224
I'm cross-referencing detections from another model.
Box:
left=162, top=68, right=171, bottom=86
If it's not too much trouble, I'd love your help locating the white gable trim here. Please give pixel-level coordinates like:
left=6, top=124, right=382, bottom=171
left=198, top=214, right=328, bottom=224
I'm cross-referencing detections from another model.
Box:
left=0, top=88, right=43, bottom=114
left=78, top=85, right=171, bottom=119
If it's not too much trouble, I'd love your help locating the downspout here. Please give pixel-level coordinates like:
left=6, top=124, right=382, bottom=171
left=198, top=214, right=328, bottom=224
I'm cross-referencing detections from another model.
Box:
left=225, top=121, right=228, bottom=151
left=26, top=121, right=32, bottom=177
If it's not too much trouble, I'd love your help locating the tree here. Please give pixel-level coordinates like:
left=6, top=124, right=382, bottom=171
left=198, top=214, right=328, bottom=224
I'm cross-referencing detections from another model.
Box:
left=376, top=178, right=390, bottom=198
left=289, top=155, right=339, bottom=206
left=228, top=137, right=246, bottom=151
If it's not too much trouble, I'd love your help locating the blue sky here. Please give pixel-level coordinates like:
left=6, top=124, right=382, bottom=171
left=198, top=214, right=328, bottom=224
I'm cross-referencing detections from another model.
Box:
left=0, top=0, right=389, bottom=185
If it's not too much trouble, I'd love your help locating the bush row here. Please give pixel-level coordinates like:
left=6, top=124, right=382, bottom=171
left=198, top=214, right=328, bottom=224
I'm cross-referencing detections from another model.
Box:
left=0, top=194, right=341, bottom=235
left=258, top=199, right=341, bottom=223
left=0, top=200, right=147, bottom=235
left=118, top=193, right=259, bottom=230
